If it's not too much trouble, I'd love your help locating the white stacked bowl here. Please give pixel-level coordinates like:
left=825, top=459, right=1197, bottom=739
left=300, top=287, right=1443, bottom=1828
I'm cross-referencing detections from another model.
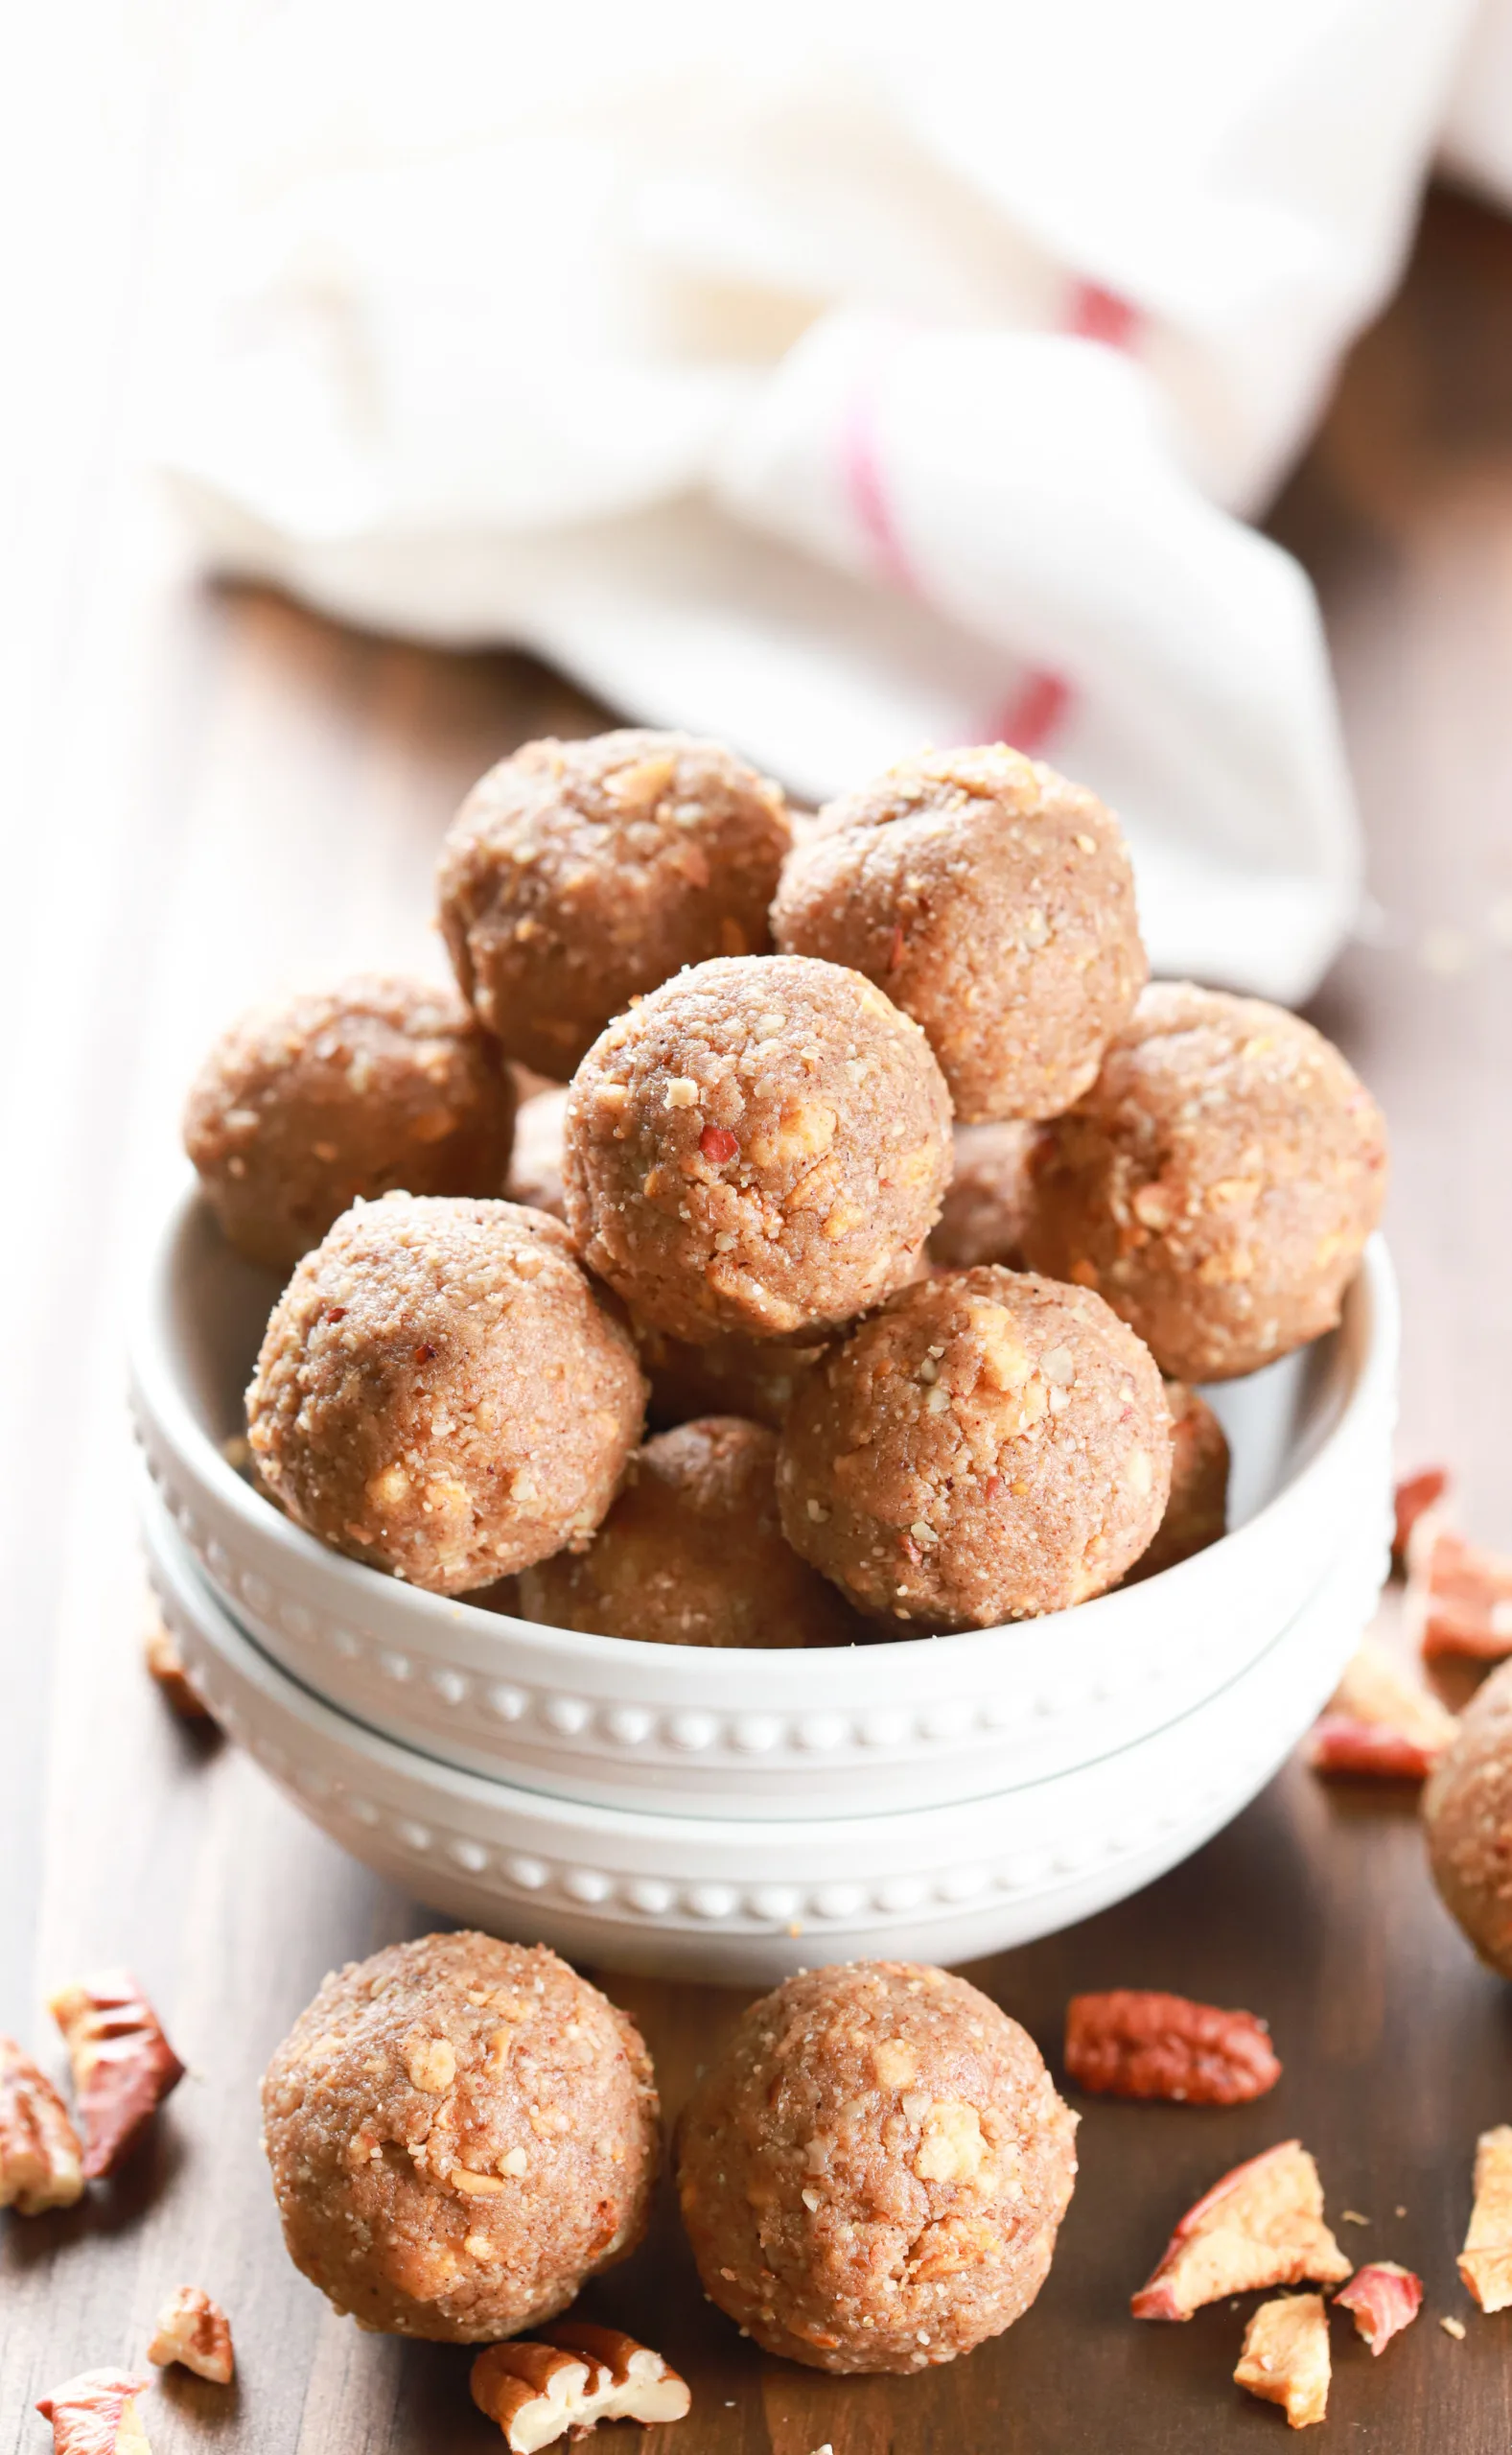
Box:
left=130, top=1186, right=1397, bottom=1979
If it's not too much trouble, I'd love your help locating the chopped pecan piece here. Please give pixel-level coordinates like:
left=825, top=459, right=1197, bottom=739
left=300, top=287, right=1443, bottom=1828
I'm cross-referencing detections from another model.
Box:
left=147, top=2285, right=234, bottom=2384
left=472, top=2326, right=690, bottom=2450
left=1308, top=1642, right=1457, bottom=1780
left=1460, top=2123, right=1512, bottom=2310
left=1392, top=1467, right=1448, bottom=1573
left=143, top=1616, right=210, bottom=1721
left=1064, top=1989, right=1280, bottom=2105
left=0, top=2034, right=83, bottom=2212
left=1234, top=2293, right=1330, bottom=2430
left=35, top=2370, right=152, bottom=2455
left=1335, top=2260, right=1423, bottom=2354
left=1412, top=1529, right=1512, bottom=1661
left=1131, top=2140, right=1351, bottom=2321
left=48, top=1972, right=185, bottom=2179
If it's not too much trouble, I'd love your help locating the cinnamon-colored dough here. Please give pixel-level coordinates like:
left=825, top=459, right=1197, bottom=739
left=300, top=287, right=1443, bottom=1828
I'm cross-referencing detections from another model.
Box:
left=1126, top=1383, right=1229, bottom=1581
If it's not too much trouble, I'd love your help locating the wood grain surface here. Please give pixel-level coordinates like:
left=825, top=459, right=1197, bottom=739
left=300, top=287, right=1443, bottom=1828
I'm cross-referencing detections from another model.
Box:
left=7, top=179, right=1512, bottom=2454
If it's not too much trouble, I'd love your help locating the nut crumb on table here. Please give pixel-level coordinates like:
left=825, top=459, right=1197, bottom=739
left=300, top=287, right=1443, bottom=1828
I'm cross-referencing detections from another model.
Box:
left=147, top=2285, right=234, bottom=2384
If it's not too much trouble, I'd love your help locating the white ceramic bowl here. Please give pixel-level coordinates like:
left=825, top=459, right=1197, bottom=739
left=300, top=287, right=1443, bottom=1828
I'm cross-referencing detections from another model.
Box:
left=129, top=1186, right=1397, bottom=1817
left=143, top=1462, right=1384, bottom=1982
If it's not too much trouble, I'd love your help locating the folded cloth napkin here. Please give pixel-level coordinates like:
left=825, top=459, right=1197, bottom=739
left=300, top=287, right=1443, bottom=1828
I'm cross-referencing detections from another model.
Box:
left=158, top=0, right=1493, bottom=1001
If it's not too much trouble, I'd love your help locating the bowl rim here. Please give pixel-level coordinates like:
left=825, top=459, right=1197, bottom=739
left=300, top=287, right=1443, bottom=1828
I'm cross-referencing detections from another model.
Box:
left=129, top=1179, right=1398, bottom=1693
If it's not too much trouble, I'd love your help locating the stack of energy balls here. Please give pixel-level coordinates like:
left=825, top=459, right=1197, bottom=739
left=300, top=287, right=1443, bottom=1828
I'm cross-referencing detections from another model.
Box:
left=185, top=729, right=1387, bottom=1642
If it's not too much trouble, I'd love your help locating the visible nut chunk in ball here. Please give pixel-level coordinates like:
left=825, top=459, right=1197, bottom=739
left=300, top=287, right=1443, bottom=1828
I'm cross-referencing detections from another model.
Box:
left=1124, top=1383, right=1229, bottom=1582
left=1024, top=983, right=1387, bottom=1382
left=564, top=955, right=951, bottom=1344
left=183, top=976, right=518, bottom=1272
left=437, top=731, right=792, bottom=1077
left=676, top=1960, right=1078, bottom=2373
left=772, top=746, right=1145, bottom=1121
left=1424, top=1660, right=1512, bottom=1978
left=928, top=1121, right=1042, bottom=1270
left=246, top=1195, right=644, bottom=1594
left=518, top=1417, right=862, bottom=1648
left=778, top=1269, right=1171, bottom=1630
left=261, top=1933, right=660, bottom=2343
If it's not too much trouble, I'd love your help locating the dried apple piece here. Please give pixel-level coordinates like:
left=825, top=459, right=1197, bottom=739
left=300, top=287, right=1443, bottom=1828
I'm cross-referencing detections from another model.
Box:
left=1308, top=1642, right=1457, bottom=1780
left=1234, top=2293, right=1330, bottom=2429
left=1392, top=1467, right=1448, bottom=1573
left=1335, top=2260, right=1423, bottom=2353
left=1130, top=2139, right=1351, bottom=2322
left=48, top=1972, right=185, bottom=2180
left=1460, top=2123, right=1512, bottom=2311
left=0, top=2035, right=83, bottom=2212
left=147, top=2285, right=234, bottom=2385
left=35, top=2370, right=152, bottom=2455
left=1064, top=1989, right=1280, bottom=2104
left=1412, top=1529, right=1512, bottom=1662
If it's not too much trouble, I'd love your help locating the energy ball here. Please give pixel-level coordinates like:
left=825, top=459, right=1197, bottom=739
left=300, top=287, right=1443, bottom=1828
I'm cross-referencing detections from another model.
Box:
left=505, top=1086, right=570, bottom=1222
left=928, top=1121, right=1042, bottom=1270
left=1424, top=1662, right=1512, bottom=1976
left=246, top=1194, right=644, bottom=1594
left=635, top=1319, right=828, bottom=1434
left=779, top=1267, right=1171, bottom=1629
left=518, top=1416, right=861, bottom=1648
left=261, top=1933, right=659, bottom=2342
left=772, top=745, right=1145, bottom=1121
left=1023, top=983, right=1388, bottom=1381
left=437, top=731, right=792, bottom=1077
left=676, top=1960, right=1078, bottom=2374
left=183, top=976, right=517, bottom=1272
left=1125, top=1383, right=1230, bottom=1582
left=564, top=955, right=952, bottom=1344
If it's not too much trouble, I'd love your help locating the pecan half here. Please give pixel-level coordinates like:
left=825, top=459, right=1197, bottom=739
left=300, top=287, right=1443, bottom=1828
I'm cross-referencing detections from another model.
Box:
left=1411, top=1529, right=1512, bottom=1661
left=147, top=2285, right=234, bottom=2385
left=1131, top=2140, right=1351, bottom=2322
left=1064, top=1989, right=1280, bottom=2105
left=0, top=2034, right=83, bottom=2212
left=1392, top=1467, right=1448, bottom=1574
left=1234, top=2293, right=1330, bottom=2430
left=36, top=2370, right=152, bottom=2455
left=1308, top=1641, right=1457, bottom=1780
left=1335, top=2260, right=1423, bottom=2354
left=48, top=1973, right=184, bottom=2180
left=472, top=2327, right=689, bottom=2450
left=1460, top=2123, right=1512, bottom=2310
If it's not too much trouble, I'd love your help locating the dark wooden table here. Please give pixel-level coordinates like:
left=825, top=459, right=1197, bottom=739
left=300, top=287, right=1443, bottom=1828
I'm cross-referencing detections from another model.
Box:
left=6, top=182, right=1512, bottom=2454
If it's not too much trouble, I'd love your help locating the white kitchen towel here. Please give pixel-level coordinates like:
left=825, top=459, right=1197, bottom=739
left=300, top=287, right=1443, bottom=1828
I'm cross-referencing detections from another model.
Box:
left=158, top=0, right=1493, bottom=1002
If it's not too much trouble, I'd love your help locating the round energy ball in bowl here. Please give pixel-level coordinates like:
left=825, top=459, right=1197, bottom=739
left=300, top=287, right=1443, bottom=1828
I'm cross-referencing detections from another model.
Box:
left=261, top=1933, right=659, bottom=2341
left=183, top=976, right=517, bottom=1272
left=929, top=1121, right=1042, bottom=1270
left=437, top=731, right=792, bottom=1077
left=505, top=1085, right=570, bottom=1222
left=634, top=1318, right=828, bottom=1432
left=1023, top=982, right=1388, bottom=1382
left=246, top=1194, right=645, bottom=1594
left=676, top=1960, right=1078, bottom=2373
left=772, top=746, right=1145, bottom=1121
left=563, top=955, right=952, bottom=1343
left=1424, top=1661, right=1512, bottom=1976
left=779, top=1268, right=1171, bottom=1630
left=518, top=1416, right=862, bottom=1648
left=1124, top=1383, right=1230, bottom=1583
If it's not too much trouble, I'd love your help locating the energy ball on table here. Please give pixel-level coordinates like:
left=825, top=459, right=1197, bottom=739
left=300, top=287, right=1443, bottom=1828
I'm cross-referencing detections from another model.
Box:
left=677, top=1960, right=1078, bottom=2374
left=246, top=1195, right=644, bottom=1594
left=564, top=955, right=951, bottom=1343
left=262, top=1933, right=659, bottom=2342
left=1424, top=1661, right=1512, bottom=1976
left=1024, top=983, right=1387, bottom=1382
left=505, top=1086, right=570, bottom=1222
left=518, top=1416, right=861, bottom=1648
left=928, top=1121, right=1042, bottom=1270
left=772, top=746, right=1144, bottom=1121
left=779, top=1268, right=1170, bottom=1629
left=1125, top=1383, right=1229, bottom=1582
left=437, top=731, right=792, bottom=1078
left=183, top=976, right=517, bottom=1272
left=634, top=1318, right=828, bottom=1433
